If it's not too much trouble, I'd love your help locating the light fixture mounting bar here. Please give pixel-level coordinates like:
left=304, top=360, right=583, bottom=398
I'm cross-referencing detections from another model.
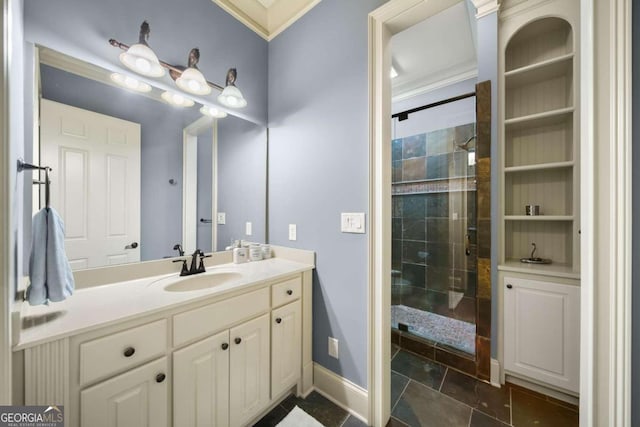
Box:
left=108, top=39, right=224, bottom=92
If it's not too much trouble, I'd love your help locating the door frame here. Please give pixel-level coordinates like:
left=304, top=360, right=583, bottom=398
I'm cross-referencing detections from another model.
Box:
left=365, top=0, right=633, bottom=426
left=0, top=0, right=12, bottom=404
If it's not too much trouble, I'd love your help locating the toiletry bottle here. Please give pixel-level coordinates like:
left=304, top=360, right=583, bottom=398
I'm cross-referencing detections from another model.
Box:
left=233, top=240, right=248, bottom=264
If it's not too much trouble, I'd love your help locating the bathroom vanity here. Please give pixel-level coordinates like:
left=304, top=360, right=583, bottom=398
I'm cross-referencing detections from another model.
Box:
left=13, top=248, right=314, bottom=427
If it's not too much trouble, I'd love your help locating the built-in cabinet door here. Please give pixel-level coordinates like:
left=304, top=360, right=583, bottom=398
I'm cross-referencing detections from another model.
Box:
left=80, top=357, right=168, bottom=427
left=229, top=314, right=270, bottom=427
left=271, top=300, right=302, bottom=398
left=173, top=330, right=230, bottom=427
left=504, top=277, right=580, bottom=393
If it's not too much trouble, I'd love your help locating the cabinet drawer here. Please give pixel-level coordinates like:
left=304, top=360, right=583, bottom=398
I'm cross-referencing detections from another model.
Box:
left=80, top=319, right=167, bottom=386
left=173, top=287, right=270, bottom=347
left=271, top=276, right=301, bottom=308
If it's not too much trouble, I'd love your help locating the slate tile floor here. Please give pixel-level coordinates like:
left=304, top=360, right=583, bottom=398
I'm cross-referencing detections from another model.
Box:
left=253, top=346, right=578, bottom=427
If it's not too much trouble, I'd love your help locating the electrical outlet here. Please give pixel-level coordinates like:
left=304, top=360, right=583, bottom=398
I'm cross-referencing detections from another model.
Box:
left=245, top=222, right=252, bottom=236
left=217, top=212, right=226, bottom=225
left=328, top=337, right=339, bottom=359
left=288, top=224, right=297, bottom=241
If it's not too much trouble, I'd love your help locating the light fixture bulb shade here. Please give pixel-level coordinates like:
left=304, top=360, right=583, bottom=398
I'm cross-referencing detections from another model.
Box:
left=110, top=73, right=152, bottom=93
left=161, top=91, right=194, bottom=107
left=176, top=67, right=211, bottom=95
left=120, top=43, right=165, bottom=77
left=217, top=85, right=247, bottom=108
left=199, top=105, right=228, bottom=118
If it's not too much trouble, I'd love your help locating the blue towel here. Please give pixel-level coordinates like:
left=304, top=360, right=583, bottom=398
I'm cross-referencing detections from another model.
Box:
left=27, top=207, right=75, bottom=305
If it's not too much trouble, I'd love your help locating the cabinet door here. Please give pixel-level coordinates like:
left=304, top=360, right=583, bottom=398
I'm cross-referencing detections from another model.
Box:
left=229, top=314, right=270, bottom=427
left=504, top=277, right=580, bottom=392
left=81, top=357, right=168, bottom=427
left=173, top=330, right=230, bottom=427
left=271, top=300, right=302, bottom=398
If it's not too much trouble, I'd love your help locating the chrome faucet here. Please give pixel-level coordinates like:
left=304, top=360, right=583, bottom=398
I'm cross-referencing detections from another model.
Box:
left=172, top=249, right=211, bottom=276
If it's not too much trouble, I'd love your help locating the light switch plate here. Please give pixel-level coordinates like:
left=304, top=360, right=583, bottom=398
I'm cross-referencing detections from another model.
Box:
left=341, top=213, right=365, bottom=234
left=217, top=212, right=226, bottom=224
left=288, top=224, right=297, bottom=241
left=245, top=222, right=252, bottom=236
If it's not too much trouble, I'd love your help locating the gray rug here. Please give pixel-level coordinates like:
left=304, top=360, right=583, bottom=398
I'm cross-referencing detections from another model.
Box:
left=391, top=304, right=476, bottom=354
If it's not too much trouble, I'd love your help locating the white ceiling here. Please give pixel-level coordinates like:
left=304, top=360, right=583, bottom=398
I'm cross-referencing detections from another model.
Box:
left=212, top=0, right=321, bottom=41
left=391, top=0, right=478, bottom=100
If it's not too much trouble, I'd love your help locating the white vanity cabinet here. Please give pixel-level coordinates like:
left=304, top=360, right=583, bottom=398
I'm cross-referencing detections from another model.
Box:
left=271, top=300, right=302, bottom=398
left=173, top=330, right=230, bottom=427
left=80, top=357, right=169, bottom=427
left=503, top=276, right=580, bottom=393
left=173, top=314, right=271, bottom=427
left=20, top=267, right=313, bottom=427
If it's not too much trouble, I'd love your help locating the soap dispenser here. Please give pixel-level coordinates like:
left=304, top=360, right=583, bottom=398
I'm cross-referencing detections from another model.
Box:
left=233, top=240, right=248, bottom=264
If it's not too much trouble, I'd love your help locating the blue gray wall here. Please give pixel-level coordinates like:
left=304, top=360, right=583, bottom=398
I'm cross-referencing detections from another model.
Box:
left=23, top=0, right=267, bottom=125
left=476, top=11, right=499, bottom=357
left=268, top=0, right=386, bottom=388
left=632, top=1, right=639, bottom=424
left=40, top=65, right=201, bottom=261
left=217, top=116, right=267, bottom=248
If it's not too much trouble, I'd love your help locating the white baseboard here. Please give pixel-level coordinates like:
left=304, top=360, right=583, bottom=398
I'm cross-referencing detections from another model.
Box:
left=490, top=358, right=500, bottom=387
left=312, top=363, right=368, bottom=424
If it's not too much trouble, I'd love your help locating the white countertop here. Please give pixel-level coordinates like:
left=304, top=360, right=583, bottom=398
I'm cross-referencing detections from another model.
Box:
left=15, top=258, right=313, bottom=351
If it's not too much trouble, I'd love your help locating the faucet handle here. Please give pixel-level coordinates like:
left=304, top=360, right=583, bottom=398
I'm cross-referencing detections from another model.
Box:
left=172, top=258, right=189, bottom=276
left=197, top=253, right=212, bottom=273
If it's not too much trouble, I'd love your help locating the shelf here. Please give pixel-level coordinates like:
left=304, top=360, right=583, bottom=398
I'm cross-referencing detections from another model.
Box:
left=505, top=53, right=574, bottom=89
left=504, top=215, right=574, bottom=221
left=505, top=161, right=574, bottom=173
left=505, top=107, right=574, bottom=131
left=499, top=260, right=580, bottom=280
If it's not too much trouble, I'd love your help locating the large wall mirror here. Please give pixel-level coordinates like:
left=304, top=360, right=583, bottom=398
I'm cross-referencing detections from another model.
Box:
left=25, top=47, right=267, bottom=271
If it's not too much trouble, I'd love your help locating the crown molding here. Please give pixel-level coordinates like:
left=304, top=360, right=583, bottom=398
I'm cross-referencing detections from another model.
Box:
left=470, top=0, right=500, bottom=18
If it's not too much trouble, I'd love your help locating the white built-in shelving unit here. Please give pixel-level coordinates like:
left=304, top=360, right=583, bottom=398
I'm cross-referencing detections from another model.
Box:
left=499, top=4, right=580, bottom=278
left=498, top=0, right=581, bottom=395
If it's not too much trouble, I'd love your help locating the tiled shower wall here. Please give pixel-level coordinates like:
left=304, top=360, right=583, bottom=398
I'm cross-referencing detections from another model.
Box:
left=391, top=123, right=477, bottom=325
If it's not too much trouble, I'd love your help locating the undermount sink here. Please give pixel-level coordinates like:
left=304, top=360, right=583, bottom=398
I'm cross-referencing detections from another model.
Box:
left=162, top=272, right=243, bottom=292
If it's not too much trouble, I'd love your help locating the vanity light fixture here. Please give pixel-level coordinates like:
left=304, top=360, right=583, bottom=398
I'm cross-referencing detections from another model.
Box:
left=161, top=91, right=195, bottom=107
left=217, top=68, right=247, bottom=108
left=200, top=105, right=228, bottom=118
left=110, top=73, right=152, bottom=93
left=110, top=22, right=248, bottom=108
left=118, top=21, right=165, bottom=78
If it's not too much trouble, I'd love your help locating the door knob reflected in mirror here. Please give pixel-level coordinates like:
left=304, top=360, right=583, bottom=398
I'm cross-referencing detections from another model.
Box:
left=125, top=242, right=139, bottom=250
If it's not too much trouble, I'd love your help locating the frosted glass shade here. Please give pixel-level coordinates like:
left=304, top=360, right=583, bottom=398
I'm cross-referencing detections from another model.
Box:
left=161, top=91, right=194, bottom=107
left=176, top=67, right=212, bottom=95
left=110, top=73, right=152, bottom=93
left=120, top=44, right=165, bottom=78
left=217, top=85, right=247, bottom=108
left=200, top=105, right=228, bottom=118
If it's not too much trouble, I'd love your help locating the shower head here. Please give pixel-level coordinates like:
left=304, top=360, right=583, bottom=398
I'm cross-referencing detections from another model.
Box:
left=454, top=134, right=476, bottom=151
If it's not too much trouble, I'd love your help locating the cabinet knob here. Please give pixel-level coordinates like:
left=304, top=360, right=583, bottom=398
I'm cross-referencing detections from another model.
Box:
left=221, top=343, right=229, bottom=350
left=235, top=337, right=242, bottom=345
left=156, top=373, right=166, bottom=383
left=123, top=347, right=135, bottom=357
left=506, top=284, right=513, bottom=289
left=276, top=318, right=282, bottom=324
left=286, top=289, right=293, bottom=296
